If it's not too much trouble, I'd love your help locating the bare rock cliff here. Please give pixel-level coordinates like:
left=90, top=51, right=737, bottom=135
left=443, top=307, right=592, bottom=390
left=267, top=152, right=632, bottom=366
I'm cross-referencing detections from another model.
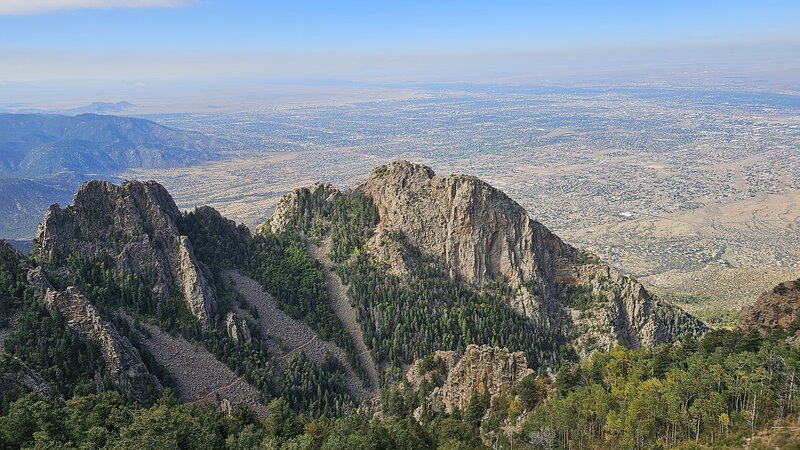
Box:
left=410, top=345, right=532, bottom=414
left=739, top=279, right=800, bottom=344
left=27, top=267, right=162, bottom=402
left=33, top=180, right=217, bottom=326
left=225, top=311, right=252, bottom=344
left=360, top=161, right=705, bottom=351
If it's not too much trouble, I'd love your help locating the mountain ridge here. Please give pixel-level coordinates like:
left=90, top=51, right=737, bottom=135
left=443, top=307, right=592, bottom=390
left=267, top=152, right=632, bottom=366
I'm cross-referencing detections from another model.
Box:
left=268, top=160, right=707, bottom=355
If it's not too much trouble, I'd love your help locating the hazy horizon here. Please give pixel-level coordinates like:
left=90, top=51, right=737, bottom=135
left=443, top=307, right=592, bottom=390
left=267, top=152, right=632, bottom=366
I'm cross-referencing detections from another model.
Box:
left=1, top=0, right=799, bottom=112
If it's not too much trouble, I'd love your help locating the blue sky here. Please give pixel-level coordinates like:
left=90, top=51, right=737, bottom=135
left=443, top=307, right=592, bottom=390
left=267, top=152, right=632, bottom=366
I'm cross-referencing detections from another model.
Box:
left=0, top=0, right=798, bottom=84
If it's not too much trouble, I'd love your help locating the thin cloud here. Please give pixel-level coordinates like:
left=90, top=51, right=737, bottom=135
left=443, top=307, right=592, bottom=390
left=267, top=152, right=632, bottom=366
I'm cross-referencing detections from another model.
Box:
left=0, top=0, right=196, bottom=15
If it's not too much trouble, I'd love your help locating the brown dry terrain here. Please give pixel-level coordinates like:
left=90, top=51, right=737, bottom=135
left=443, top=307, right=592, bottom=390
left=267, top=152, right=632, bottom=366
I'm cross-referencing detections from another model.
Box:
left=738, top=279, right=800, bottom=333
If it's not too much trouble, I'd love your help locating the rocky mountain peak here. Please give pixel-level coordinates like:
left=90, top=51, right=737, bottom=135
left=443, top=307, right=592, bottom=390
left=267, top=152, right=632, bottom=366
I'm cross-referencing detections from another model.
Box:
left=258, top=182, right=341, bottom=235
left=34, top=179, right=217, bottom=326
left=360, top=161, right=705, bottom=352
left=361, top=161, right=562, bottom=290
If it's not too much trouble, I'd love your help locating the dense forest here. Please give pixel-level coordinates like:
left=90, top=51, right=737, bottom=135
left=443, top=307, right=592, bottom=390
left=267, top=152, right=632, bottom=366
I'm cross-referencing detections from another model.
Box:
left=0, top=242, right=28, bottom=325
left=1, top=330, right=798, bottom=449
left=249, top=231, right=366, bottom=384
left=341, top=249, right=570, bottom=374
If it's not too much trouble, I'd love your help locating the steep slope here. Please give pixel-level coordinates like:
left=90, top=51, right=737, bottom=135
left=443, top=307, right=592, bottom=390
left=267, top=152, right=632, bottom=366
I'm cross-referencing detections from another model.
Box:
left=33, top=180, right=218, bottom=326
left=361, top=161, right=705, bottom=351
left=24, top=180, right=360, bottom=417
left=268, top=161, right=706, bottom=356
left=307, top=238, right=381, bottom=393
left=27, top=268, right=163, bottom=402
left=739, top=279, right=800, bottom=344
left=121, top=313, right=267, bottom=417
left=228, top=271, right=374, bottom=401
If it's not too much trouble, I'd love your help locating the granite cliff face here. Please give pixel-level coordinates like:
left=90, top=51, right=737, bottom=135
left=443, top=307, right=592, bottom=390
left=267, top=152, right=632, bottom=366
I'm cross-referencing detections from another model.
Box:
left=407, top=345, right=532, bottom=414
left=225, top=311, right=252, bottom=344
left=33, top=180, right=217, bottom=326
left=359, top=162, right=705, bottom=352
left=739, top=279, right=800, bottom=344
left=566, top=263, right=706, bottom=354
left=27, top=267, right=162, bottom=402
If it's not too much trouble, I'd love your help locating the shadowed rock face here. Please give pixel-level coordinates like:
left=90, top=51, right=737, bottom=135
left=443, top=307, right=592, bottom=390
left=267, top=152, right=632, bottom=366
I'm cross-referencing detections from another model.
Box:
left=33, top=179, right=217, bottom=326
left=0, top=355, right=51, bottom=399
left=27, top=267, right=162, bottom=403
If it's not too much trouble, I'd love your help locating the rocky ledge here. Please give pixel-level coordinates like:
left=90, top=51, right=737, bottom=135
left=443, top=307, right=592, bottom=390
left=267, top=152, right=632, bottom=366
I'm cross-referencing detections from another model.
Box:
left=739, top=279, right=800, bottom=346
left=28, top=267, right=162, bottom=402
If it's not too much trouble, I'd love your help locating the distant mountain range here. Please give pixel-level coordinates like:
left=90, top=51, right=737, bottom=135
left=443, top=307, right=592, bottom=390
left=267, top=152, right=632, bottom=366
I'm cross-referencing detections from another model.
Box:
left=0, top=113, right=225, bottom=178
left=62, top=101, right=136, bottom=114
left=0, top=101, right=135, bottom=115
left=0, top=112, right=226, bottom=239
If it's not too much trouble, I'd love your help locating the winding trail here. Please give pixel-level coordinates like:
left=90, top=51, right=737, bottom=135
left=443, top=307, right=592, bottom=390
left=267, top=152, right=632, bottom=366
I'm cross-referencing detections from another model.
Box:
left=119, top=312, right=268, bottom=417
left=227, top=271, right=373, bottom=400
left=279, top=336, right=318, bottom=359
left=307, top=237, right=381, bottom=394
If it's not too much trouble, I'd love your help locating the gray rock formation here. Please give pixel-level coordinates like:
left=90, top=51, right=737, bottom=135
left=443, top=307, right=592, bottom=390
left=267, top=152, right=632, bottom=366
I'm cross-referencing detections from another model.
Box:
left=33, top=180, right=217, bottom=326
left=0, top=355, right=51, bottom=398
left=28, top=267, right=162, bottom=402
left=409, top=345, right=532, bottom=414
left=359, top=161, right=705, bottom=352
left=225, top=311, right=252, bottom=344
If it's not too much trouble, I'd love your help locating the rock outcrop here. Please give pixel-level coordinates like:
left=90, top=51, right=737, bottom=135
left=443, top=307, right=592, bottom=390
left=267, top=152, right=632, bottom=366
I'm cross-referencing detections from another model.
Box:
left=258, top=183, right=341, bottom=235
left=359, top=161, right=705, bottom=352
left=739, top=279, right=800, bottom=342
left=225, top=311, right=252, bottom=344
left=566, top=263, right=707, bottom=354
left=33, top=180, right=217, bottom=326
left=409, top=345, right=532, bottom=414
left=28, top=267, right=162, bottom=402
left=0, top=355, right=51, bottom=398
